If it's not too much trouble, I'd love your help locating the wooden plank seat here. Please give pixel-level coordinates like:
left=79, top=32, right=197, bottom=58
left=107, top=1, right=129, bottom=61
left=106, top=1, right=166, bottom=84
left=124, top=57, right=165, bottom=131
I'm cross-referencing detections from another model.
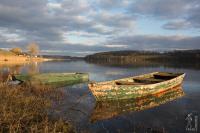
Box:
left=115, top=81, right=149, bottom=85
left=133, top=77, right=164, bottom=84
left=153, top=73, right=178, bottom=80
left=115, top=81, right=148, bottom=85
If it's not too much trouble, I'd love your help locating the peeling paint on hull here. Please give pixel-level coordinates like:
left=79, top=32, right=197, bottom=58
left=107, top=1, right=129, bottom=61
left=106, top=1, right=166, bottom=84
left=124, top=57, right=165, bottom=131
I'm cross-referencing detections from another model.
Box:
left=15, top=72, right=89, bottom=87
left=88, top=72, right=185, bottom=101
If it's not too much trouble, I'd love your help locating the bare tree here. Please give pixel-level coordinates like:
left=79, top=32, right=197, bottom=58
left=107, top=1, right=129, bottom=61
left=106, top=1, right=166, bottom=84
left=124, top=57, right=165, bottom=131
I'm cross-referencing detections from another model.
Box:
left=27, top=43, right=39, bottom=57
left=10, top=47, right=22, bottom=55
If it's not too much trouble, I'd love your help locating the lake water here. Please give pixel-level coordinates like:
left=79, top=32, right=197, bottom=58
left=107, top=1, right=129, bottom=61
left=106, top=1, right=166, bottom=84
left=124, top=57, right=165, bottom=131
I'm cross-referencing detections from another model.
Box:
left=1, top=60, right=200, bottom=133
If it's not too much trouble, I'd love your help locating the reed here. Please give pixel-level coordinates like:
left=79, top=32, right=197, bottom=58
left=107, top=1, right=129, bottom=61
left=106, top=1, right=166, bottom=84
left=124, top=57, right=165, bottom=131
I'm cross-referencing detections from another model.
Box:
left=0, top=82, right=74, bottom=133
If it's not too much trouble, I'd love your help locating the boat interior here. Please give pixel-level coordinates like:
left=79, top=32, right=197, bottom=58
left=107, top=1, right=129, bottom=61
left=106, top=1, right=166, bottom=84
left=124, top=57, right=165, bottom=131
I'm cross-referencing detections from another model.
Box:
left=115, top=72, right=182, bottom=85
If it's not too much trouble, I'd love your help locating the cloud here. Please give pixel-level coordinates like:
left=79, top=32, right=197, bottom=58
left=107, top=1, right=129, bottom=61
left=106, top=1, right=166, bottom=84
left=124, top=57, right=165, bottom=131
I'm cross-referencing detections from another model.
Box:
left=0, top=0, right=199, bottom=56
left=128, top=0, right=194, bottom=19
left=128, top=0, right=200, bottom=30
left=96, top=0, right=131, bottom=10
left=162, top=20, right=191, bottom=30
left=0, top=0, right=65, bottom=42
left=61, top=0, right=91, bottom=14
left=106, top=35, right=200, bottom=50
left=93, top=11, right=135, bottom=28
left=187, top=2, right=200, bottom=28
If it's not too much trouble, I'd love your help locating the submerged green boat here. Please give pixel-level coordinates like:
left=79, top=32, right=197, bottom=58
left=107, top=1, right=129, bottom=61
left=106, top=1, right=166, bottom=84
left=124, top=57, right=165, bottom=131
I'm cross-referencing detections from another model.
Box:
left=88, top=72, right=185, bottom=101
left=15, top=72, right=89, bottom=87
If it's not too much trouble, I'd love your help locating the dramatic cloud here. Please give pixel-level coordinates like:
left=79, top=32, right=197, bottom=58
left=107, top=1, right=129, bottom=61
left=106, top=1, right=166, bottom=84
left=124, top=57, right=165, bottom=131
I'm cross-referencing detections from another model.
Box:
left=96, top=0, right=131, bottom=10
left=162, top=20, right=191, bottom=30
left=187, top=3, right=200, bottom=28
left=0, top=0, right=199, bottom=56
left=128, top=0, right=194, bottom=19
left=93, top=11, right=135, bottom=28
left=129, top=0, right=200, bottom=29
left=106, top=35, right=200, bottom=50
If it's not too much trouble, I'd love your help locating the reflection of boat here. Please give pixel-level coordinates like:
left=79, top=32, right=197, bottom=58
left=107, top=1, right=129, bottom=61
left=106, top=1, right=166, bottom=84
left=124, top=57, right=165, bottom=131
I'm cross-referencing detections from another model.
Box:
left=90, top=86, right=184, bottom=122
left=15, top=73, right=89, bottom=87
left=88, top=72, right=185, bottom=101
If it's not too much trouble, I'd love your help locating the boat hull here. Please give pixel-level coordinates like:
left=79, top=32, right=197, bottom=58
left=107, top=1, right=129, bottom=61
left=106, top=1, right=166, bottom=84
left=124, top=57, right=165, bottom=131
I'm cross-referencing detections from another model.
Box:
left=88, top=72, right=185, bottom=101
left=15, top=72, right=89, bottom=87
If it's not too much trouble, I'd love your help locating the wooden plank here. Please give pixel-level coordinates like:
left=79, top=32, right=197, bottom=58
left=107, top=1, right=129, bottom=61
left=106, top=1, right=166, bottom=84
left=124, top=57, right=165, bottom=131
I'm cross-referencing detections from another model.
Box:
left=88, top=72, right=185, bottom=101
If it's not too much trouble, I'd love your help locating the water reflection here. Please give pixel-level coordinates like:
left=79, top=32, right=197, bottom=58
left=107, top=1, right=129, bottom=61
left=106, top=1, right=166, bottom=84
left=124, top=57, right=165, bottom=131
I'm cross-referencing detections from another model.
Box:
left=90, top=86, right=184, bottom=123
left=0, top=60, right=199, bottom=132
left=86, top=59, right=200, bottom=70
left=0, top=65, right=22, bottom=81
left=0, top=62, right=40, bottom=81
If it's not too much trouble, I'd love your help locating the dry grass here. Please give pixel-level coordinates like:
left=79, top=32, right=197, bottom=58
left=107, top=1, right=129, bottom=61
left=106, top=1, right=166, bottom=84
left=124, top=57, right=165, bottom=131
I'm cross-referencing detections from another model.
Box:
left=0, top=82, right=74, bottom=133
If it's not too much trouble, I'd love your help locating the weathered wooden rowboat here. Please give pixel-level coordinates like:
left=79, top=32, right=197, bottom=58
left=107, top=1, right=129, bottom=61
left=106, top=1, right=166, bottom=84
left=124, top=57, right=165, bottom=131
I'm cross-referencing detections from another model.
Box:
left=88, top=72, right=185, bottom=101
left=90, top=85, right=184, bottom=122
left=15, top=72, right=89, bottom=87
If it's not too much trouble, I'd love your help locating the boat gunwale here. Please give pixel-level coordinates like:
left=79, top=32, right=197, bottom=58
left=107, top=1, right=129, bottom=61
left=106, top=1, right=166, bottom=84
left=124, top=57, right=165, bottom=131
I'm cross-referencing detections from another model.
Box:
left=89, top=72, right=185, bottom=88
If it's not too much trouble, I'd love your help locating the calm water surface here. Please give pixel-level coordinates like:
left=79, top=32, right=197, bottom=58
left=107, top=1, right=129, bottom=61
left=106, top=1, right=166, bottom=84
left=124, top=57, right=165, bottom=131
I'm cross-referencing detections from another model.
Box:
left=1, top=60, right=200, bottom=133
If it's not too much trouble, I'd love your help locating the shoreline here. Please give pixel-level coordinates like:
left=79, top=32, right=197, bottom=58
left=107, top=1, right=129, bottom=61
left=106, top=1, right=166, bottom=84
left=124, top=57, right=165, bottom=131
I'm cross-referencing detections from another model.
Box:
left=0, top=55, right=47, bottom=65
left=0, top=56, right=84, bottom=67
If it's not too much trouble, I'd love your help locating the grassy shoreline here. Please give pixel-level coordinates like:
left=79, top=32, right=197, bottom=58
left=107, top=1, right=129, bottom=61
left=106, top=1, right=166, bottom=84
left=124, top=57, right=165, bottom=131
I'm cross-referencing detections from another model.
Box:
left=0, top=82, right=74, bottom=132
left=0, top=55, right=45, bottom=62
left=0, top=49, right=50, bottom=64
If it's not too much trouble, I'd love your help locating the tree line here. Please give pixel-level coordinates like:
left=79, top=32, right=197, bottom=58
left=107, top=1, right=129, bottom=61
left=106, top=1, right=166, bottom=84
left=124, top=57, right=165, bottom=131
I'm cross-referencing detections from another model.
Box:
left=85, top=50, right=200, bottom=63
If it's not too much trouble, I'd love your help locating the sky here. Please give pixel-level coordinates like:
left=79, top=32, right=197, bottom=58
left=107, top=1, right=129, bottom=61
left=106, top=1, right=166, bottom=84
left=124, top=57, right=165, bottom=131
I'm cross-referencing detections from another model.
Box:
left=0, top=0, right=200, bottom=56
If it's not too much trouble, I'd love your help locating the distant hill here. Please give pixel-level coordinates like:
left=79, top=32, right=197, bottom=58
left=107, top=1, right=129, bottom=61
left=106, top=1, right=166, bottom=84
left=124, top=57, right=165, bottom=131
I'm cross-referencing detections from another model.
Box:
left=84, top=50, right=200, bottom=69
left=85, top=50, right=200, bottom=61
left=86, top=49, right=200, bottom=56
